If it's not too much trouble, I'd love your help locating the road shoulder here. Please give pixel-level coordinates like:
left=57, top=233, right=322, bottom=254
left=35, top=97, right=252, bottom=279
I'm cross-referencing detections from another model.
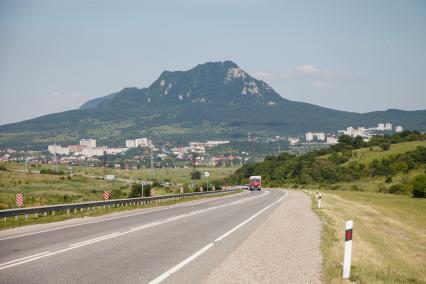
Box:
left=203, top=190, right=322, bottom=284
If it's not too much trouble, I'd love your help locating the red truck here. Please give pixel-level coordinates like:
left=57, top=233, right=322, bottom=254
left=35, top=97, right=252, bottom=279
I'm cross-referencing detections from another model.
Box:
left=249, top=176, right=262, bottom=191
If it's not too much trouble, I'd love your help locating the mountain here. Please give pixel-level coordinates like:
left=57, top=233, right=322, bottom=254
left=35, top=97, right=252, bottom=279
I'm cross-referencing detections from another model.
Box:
left=0, top=60, right=425, bottom=149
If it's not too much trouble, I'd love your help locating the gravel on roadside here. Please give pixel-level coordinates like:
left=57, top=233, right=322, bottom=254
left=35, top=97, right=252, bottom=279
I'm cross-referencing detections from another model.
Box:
left=203, top=190, right=322, bottom=284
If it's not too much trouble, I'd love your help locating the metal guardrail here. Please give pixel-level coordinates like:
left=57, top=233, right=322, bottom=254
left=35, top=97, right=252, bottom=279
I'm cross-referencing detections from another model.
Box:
left=0, top=189, right=237, bottom=219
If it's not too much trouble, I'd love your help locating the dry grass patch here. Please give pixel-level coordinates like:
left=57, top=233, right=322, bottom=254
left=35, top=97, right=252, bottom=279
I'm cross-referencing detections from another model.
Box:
left=311, top=190, right=426, bottom=284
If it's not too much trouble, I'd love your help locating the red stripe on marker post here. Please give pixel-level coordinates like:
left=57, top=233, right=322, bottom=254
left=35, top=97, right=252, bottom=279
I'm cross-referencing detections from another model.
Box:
left=16, top=193, right=23, bottom=207
left=103, top=191, right=110, bottom=200
left=343, top=220, right=353, bottom=279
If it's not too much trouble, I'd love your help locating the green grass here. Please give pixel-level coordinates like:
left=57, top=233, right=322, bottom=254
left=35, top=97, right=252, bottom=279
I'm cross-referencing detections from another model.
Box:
left=328, top=168, right=425, bottom=193
left=310, top=190, right=426, bottom=284
left=343, top=141, right=426, bottom=166
left=0, top=163, right=237, bottom=209
left=71, top=165, right=237, bottom=185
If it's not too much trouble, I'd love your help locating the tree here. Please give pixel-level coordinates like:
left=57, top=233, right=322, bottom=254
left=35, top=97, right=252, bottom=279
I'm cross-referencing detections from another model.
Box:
left=190, top=170, right=201, bottom=180
left=128, top=183, right=142, bottom=198
left=411, top=174, right=426, bottom=198
left=128, top=183, right=152, bottom=197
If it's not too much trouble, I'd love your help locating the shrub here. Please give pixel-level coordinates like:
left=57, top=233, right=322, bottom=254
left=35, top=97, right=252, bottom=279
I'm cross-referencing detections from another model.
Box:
left=190, top=170, right=201, bottom=180
left=380, top=142, right=391, bottom=151
left=350, top=185, right=361, bottom=191
left=330, top=185, right=341, bottom=190
left=128, top=183, right=142, bottom=198
left=385, top=176, right=393, bottom=183
left=0, top=165, right=7, bottom=171
left=388, top=184, right=407, bottom=195
left=40, top=169, right=64, bottom=175
left=377, top=183, right=388, bottom=193
left=143, top=184, right=152, bottom=197
left=411, top=174, right=426, bottom=198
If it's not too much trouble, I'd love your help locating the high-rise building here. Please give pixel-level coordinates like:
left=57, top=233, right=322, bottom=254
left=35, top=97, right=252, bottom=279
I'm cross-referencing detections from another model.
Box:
left=314, top=132, right=325, bottom=141
left=326, top=137, right=339, bottom=145
left=306, top=132, right=314, bottom=142
left=377, top=123, right=385, bottom=131
left=126, top=140, right=136, bottom=148
left=385, top=123, right=393, bottom=130
left=395, top=126, right=403, bottom=133
left=80, top=139, right=96, bottom=148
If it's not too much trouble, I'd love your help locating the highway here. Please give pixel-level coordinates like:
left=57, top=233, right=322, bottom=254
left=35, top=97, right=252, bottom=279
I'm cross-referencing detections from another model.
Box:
left=0, top=189, right=289, bottom=283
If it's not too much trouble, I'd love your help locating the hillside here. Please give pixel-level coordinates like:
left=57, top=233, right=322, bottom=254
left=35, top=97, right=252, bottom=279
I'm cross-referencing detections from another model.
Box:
left=0, top=61, right=426, bottom=149
left=228, top=131, right=426, bottom=197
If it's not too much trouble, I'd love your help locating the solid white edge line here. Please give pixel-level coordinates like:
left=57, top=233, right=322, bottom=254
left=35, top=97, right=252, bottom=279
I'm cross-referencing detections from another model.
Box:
left=215, top=191, right=288, bottom=242
left=148, top=243, right=214, bottom=284
left=0, top=251, right=51, bottom=270
left=0, top=191, right=267, bottom=271
left=0, top=251, right=50, bottom=268
left=0, top=191, right=249, bottom=242
left=148, top=190, right=288, bottom=284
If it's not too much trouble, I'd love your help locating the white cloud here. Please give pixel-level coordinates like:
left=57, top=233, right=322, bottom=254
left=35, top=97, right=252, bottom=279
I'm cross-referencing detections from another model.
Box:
left=296, top=64, right=320, bottom=74
left=312, top=81, right=335, bottom=90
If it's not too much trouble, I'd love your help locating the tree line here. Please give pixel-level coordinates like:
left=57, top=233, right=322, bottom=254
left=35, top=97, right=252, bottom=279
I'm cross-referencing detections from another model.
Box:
left=225, top=131, right=426, bottom=198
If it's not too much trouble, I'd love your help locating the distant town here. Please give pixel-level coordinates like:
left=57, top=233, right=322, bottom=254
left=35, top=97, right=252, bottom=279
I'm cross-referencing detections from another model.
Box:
left=0, top=122, right=405, bottom=169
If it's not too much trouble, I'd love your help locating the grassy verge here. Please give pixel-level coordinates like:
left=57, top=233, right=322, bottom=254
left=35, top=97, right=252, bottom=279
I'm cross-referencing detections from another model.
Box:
left=0, top=191, right=240, bottom=231
left=0, top=163, right=237, bottom=209
left=308, top=190, right=426, bottom=284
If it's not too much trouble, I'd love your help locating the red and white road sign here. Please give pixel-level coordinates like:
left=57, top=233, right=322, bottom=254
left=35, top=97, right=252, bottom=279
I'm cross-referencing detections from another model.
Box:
left=16, top=193, right=23, bottom=207
left=343, top=220, right=353, bottom=278
left=103, top=191, right=110, bottom=200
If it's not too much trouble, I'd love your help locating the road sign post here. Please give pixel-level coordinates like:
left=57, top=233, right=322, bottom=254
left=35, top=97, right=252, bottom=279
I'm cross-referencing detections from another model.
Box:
left=16, top=193, right=23, bottom=207
left=343, top=220, right=353, bottom=279
left=103, top=191, right=110, bottom=200
left=204, top=171, right=210, bottom=191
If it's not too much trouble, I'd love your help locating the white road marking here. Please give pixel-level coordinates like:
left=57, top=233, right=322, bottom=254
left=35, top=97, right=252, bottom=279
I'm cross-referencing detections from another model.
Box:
left=0, top=191, right=268, bottom=271
left=0, top=252, right=50, bottom=268
left=147, top=191, right=288, bottom=284
left=0, top=191, right=249, bottom=242
left=0, top=251, right=50, bottom=270
left=215, top=192, right=288, bottom=242
left=69, top=232, right=121, bottom=247
left=148, top=243, right=215, bottom=284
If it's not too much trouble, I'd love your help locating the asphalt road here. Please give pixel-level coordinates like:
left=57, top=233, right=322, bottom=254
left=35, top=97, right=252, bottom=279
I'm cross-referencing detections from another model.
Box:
left=0, top=189, right=288, bottom=284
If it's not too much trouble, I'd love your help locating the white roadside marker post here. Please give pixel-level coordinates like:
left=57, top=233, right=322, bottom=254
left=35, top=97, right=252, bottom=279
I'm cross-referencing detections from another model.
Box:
left=343, top=220, right=353, bottom=279
left=317, top=193, right=322, bottom=208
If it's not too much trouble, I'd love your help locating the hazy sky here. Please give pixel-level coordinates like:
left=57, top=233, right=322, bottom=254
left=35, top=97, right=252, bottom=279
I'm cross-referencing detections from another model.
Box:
left=1, top=0, right=425, bottom=125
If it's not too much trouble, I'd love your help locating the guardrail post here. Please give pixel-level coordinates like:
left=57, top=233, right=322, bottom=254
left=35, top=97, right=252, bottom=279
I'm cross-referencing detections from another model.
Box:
left=52, top=211, right=55, bottom=216
left=67, top=209, right=70, bottom=215
left=15, top=215, right=18, bottom=221
left=74, top=208, right=77, bottom=214
left=3, top=217, right=6, bottom=222
left=44, top=212, right=47, bottom=217
left=25, top=214, right=28, bottom=219
left=35, top=213, right=38, bottom=218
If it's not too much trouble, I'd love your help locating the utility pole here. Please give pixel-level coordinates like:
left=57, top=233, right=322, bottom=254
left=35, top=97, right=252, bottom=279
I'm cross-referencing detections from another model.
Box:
left=150, top=147, right=155, bottom=178
left=53, top=140, right=58, bottom=172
